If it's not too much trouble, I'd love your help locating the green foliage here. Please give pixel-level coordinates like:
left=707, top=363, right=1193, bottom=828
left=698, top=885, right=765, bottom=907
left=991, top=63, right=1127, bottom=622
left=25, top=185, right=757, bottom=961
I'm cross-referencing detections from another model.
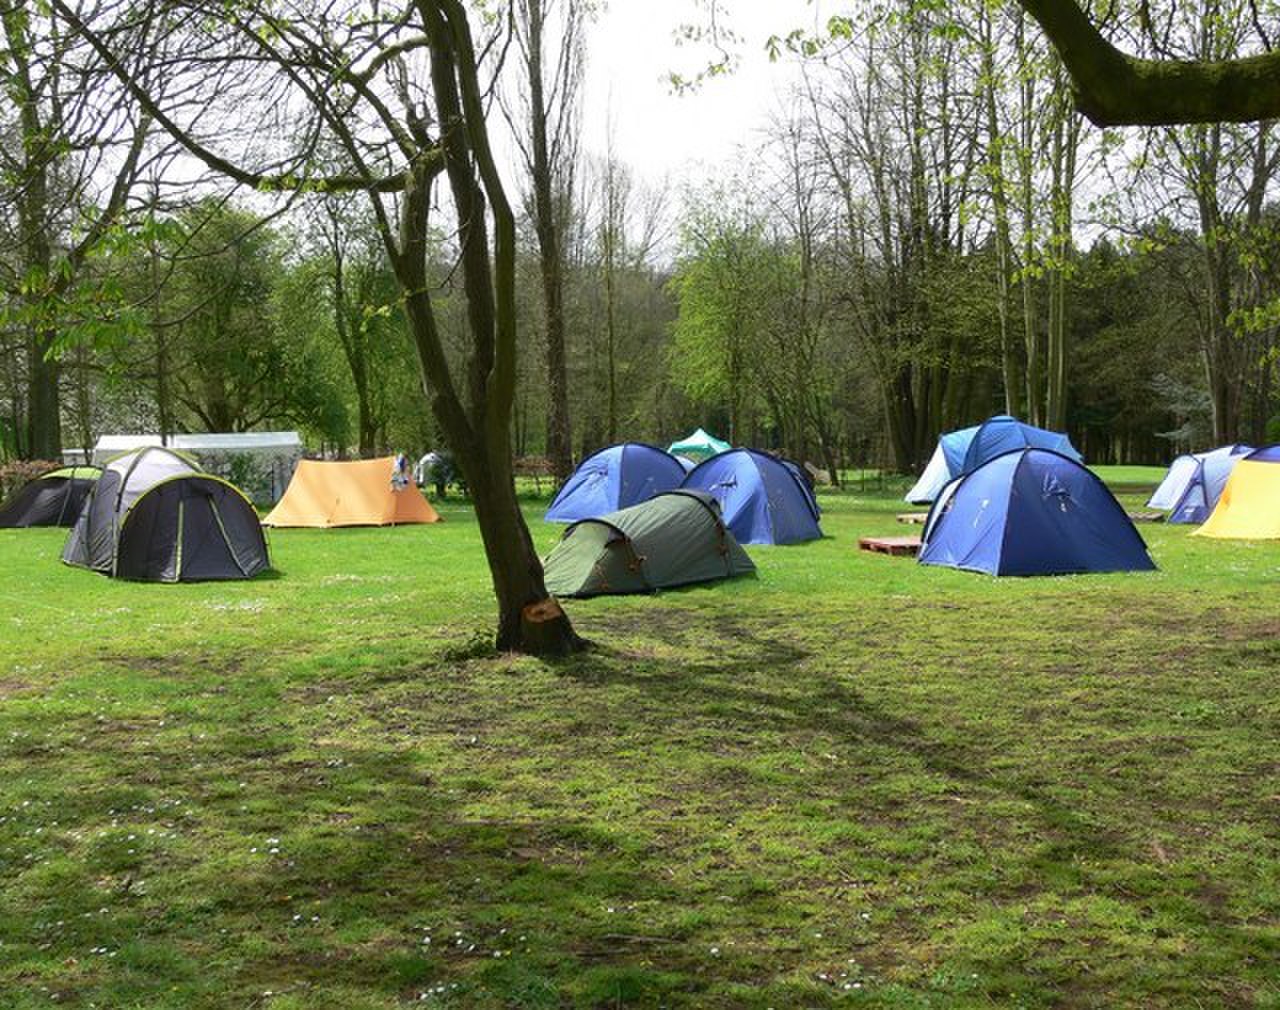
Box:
left=668, top=189, right=786, bottom=431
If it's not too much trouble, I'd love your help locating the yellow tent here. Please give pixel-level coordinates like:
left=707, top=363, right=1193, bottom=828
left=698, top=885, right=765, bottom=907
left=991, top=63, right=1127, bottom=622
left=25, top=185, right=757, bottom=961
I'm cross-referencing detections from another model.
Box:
left=1194, top=447, right=1280, bottom=539
left=262, top=457, right=441, bottom=527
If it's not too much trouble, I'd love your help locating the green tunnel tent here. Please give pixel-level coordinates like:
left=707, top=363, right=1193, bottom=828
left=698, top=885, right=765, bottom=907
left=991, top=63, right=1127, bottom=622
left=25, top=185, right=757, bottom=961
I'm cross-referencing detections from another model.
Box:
left=62, top=446, right=269, bottom=581
left=543, top=489, right=756, bottom=597
left=0, top=465, right=100, bottom=527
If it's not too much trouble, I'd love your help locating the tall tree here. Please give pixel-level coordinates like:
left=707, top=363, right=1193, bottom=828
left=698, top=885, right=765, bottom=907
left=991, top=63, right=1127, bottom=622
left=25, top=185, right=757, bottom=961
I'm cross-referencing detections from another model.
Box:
left=670, top=186, right=774, bottom=443
left=1, top=0, right=154, bottom=458
left=59, top=0, right=583, bottom=653
left=802, top=4, right=985, bottom=471
left=312, top=198, right=406, bottom=456
left=507, top=0, right=586, bottom=482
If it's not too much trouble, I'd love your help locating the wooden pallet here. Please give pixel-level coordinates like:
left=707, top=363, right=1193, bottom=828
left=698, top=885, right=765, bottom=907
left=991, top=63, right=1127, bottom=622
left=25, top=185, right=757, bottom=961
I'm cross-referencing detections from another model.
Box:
left=896, top=512, right=929, bottom=524
left=859, top=535, right=922, bottom=557
left=1127, top=511, right=1165, bottom=523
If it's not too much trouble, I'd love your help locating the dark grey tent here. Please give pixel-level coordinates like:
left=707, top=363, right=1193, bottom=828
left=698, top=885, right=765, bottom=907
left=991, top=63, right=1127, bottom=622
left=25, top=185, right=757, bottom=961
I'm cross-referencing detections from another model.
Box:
left=62, top=447, right=269, bottom=581
left=544, top=489, right=756, bottom=597
left=0, top=466, right=100, bottom=527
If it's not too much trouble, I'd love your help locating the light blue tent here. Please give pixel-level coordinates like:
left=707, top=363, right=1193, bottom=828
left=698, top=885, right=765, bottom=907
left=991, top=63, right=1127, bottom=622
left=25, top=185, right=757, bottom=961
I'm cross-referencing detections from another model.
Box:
left=919, top=448, right=1155, bottom=576
left=681, top=448, right=822, bottom=545
left=1148, top=444, right=1253, bottom=524
left=545, top=443, right=685, bottom=523
left=906, top=415, right=1082, bottom=503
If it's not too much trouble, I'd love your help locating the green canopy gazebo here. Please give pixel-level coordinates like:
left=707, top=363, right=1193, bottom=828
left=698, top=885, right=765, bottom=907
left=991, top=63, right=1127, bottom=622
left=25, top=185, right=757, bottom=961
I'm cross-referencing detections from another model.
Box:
left=667, top=427, right=730, bottom=463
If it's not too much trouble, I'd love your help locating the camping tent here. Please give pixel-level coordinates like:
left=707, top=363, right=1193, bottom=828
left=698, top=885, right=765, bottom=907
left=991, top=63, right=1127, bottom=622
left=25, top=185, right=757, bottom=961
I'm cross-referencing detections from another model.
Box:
left=1147, top=444, right=1253, bottom=523
left=545, top=443, right=686, bottom=522
left=0, top=466, right=100, bottom=527
left=919, top=448, right=1155, bottom=576
left=262, top=457, right=440, bottom=527
left=667, top=428, right=730, bottom=462
left=62, top=447, right=269, bottom=581
left=1147, top=454, right=1200, bottom=511
left=1194, top=445, right=1280, bottom=539
left=906, top=415, right=1082, bottom=504
left=681, top=448, right=822, bottom=545
left=781, top=458, right=822, bottom=516
left=544, top=490, right=755, bottom=597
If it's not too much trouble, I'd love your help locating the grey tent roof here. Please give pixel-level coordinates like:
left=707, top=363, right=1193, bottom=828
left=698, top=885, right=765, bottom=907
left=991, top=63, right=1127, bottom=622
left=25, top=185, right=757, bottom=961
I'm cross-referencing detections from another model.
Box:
left=62, top=446, right=269, bottom=582
left=544, top=489, right=755, bottom=597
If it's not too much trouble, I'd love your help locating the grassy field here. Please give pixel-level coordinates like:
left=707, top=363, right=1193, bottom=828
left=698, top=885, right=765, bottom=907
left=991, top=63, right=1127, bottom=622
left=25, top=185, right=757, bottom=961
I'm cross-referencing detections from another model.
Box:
left=1, top=469, right=1277, bottom=1008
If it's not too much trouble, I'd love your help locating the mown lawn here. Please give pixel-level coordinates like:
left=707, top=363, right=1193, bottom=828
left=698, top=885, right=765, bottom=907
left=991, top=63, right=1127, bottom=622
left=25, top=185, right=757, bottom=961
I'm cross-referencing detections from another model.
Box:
left=1, top=472, right=1277, bottom=1008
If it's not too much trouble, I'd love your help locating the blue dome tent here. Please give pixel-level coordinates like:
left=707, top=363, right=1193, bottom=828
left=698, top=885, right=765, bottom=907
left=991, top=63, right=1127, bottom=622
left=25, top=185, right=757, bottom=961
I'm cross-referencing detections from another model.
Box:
left=681, top=448, right=822, bottom=545
left=545, top=443, right=686, bottom=522
left=919, top=448, right=1155, bottom=576
left=906, top=416, right=1082, bottom=504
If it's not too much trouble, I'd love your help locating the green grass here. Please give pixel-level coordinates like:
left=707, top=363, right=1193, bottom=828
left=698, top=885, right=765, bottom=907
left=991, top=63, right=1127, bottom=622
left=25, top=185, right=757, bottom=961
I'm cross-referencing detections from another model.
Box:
left=1, top=479, right=1278, bottom=1008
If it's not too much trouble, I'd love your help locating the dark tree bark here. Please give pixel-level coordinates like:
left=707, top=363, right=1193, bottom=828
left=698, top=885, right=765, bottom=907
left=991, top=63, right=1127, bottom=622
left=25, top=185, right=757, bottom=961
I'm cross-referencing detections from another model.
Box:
left=412, top=1, right=583, bottom=652
left=4, top=1, right=61, bottom=459
left=1019, top=0, right=1280, bottom=125
left=511, top=0, right=582, bottom=484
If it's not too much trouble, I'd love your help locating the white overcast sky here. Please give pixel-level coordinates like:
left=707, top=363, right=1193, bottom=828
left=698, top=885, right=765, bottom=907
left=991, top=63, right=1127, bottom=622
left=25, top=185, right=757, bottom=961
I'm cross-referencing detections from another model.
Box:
left=576, top=0, right=825, bottom=186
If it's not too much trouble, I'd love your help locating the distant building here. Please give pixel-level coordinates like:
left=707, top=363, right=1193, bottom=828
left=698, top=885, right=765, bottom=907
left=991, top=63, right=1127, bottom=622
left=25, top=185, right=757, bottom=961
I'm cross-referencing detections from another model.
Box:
left=91, top=432, right=303, bottom=504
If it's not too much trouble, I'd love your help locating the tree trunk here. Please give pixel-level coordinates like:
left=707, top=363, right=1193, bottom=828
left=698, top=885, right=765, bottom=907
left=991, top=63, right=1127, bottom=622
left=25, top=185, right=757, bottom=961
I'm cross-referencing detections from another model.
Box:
left=980, top=7, right=1024, bottom=418
left=1195, top=126, right=1240, bottom=444
left=26, top=331, right=61, bottom=460
left=1015, top=12, right=1043, bottom=425
left=7, top=0, right=61, bottom=460
left=523, top=0, right=573, bottom=483
left=601, top=197, right=619, bottom=446
left=409, top=4, right=584, bottom=655
left=462, top=437, right=584, bottom=653
left=1045, top=71, right=1078, bottom=432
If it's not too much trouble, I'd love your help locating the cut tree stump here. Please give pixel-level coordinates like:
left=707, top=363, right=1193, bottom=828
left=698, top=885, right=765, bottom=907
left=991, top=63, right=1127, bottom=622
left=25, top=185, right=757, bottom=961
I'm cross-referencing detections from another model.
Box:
left=896, top=512, right=929, bottom=524
left=520, top=597, right=588, bottom=656
left=858, top=535, right=921, bottom=557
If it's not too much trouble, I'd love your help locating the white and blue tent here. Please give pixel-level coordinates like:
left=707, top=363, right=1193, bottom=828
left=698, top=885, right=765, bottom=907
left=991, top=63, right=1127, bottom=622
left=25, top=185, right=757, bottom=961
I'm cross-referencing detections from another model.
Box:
left=545, top=443, right=686, bottom=523
left=1147, top=444, right=1253, bottom=524
left=906, top=415, right=1082, bottom=504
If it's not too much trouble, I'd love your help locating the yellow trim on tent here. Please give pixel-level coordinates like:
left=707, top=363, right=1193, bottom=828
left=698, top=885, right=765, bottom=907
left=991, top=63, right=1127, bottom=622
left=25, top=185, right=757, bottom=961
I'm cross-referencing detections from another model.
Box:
left=1194, top=459, right=1280, bottom=539
left=112, top=472, right=262, bottom=575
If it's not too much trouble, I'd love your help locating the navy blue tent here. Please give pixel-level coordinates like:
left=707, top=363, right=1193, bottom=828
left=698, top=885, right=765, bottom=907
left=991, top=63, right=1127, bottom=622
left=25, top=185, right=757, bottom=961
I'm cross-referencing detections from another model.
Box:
left=919, top=448, right=1155, bottom=576
left=781, top=459, right=822, bottom=516
left=545, top=443, right=686, bottom=522
left=681, top=448, right=822, bottom=545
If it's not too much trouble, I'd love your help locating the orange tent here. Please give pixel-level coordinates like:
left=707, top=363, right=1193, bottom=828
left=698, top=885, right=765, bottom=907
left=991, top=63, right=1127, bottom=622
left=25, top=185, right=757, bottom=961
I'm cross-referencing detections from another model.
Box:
left=262, top=457, right=440, bottom=527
